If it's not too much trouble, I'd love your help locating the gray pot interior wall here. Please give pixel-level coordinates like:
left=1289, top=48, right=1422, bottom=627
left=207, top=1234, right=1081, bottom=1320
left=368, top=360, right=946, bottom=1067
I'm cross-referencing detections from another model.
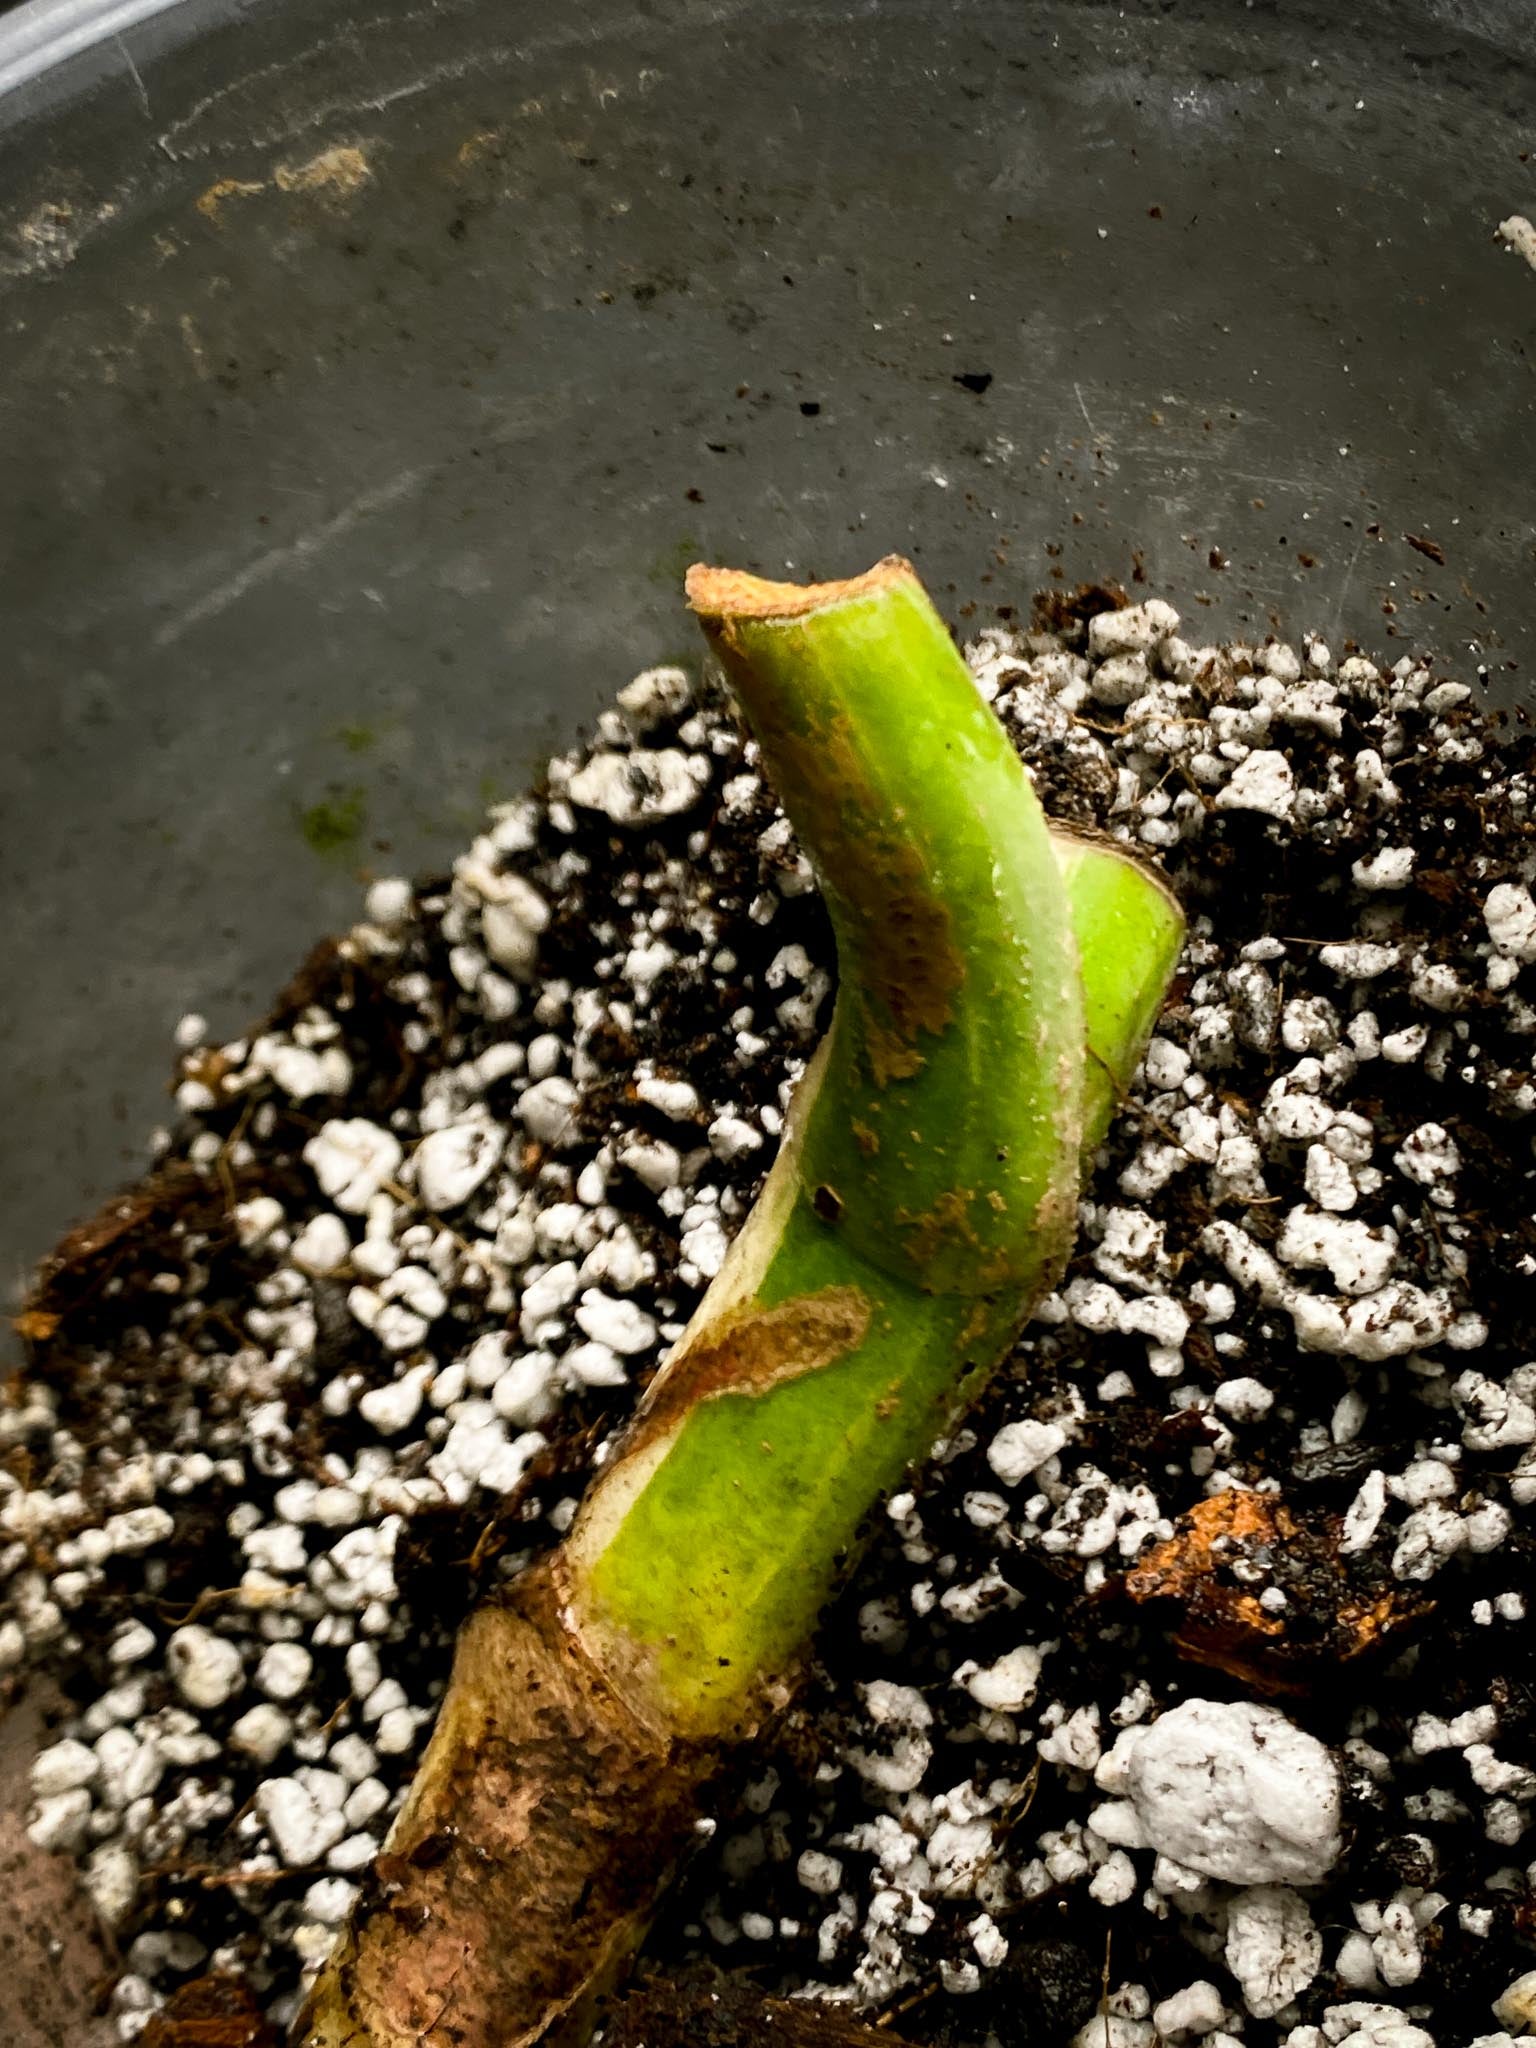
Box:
left=2, top=0, right=1533, bottom=1312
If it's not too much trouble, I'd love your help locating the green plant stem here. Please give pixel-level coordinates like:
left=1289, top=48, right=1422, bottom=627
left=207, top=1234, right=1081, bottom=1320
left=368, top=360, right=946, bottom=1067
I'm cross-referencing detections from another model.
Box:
left=566, top=561, right=1182, bottom=1738
left=295, top=559, right=1182, bottom=2048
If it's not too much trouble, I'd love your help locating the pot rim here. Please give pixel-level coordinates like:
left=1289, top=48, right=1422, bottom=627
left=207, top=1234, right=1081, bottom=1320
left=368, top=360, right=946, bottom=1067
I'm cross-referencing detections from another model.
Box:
left=0, top=0, right=197, bottom=107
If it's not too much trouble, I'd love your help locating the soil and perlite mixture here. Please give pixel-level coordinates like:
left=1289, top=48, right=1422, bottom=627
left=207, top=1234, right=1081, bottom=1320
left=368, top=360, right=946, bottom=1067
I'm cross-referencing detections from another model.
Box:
left=9, top=592, right=1536, bottom=2048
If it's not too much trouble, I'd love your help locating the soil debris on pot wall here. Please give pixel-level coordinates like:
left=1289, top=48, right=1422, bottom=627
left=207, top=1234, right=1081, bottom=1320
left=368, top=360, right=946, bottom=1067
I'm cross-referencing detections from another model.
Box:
left=7, top=597, right=1536, bottom=2048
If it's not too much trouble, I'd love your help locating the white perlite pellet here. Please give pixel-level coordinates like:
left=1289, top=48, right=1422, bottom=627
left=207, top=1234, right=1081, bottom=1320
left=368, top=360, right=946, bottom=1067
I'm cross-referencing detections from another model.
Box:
left=953, top=1645, right=1045, bottom=1713
left=290, top=1211, right=352, bottom=1275
left=563, top=748, right=711, bottom=825
left=357, top=1365, right=432, bottom=1436
left=1497, top=215, right=1536, bottom=273
left=256, top=1776, right=348, bottom=1867
left=256, top=1642, right=313, bottom=1701
left=1215, top=750, right=1296, bottom=819
left=229, top=1704, right=292, bottom=1765
left=1095, top=1700, right=1342, bottom=1885
left=31, top=1738, right=99, bottom=1797
left=798, top=1850, right=844, bottom=1896
left=304, top=1120, right=404, bottom=1213
left=986, top=1418, right=1069, bottom=1485
left=166, top=1626, right=244, bottom=1710
left=28, top=1788, right=94, bottom=1854
left=616, top=664, right=692, bottom=728
left=1153, top=1982, right=1229, bottom=2039
left=1352, top=847, right=1415, bottom=891
left=1226, top=1885, right=1324, bottom=2017
left=478, top=876, right=550, bottom=979
left=412, top=1122, right=504, bottom=1210
left=572, top=1291, right=657, bottom=1355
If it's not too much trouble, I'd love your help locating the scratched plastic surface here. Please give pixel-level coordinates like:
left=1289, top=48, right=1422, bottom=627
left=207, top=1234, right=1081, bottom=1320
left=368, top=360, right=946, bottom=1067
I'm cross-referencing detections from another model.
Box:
left=1, top=0, right=1534, bottom=1312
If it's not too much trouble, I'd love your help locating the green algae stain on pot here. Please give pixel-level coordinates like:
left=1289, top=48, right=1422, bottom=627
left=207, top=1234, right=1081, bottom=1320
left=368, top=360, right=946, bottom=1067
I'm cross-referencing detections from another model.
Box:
left=330, top=721, right=381, bottom=756
left=298, top=786, right=368, bottom=856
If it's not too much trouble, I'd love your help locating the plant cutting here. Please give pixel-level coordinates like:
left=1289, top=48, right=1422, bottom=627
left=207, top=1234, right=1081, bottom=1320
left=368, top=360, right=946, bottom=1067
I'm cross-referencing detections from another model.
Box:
left=295, top=558, right=1182, bottom=2047
left=12, top=577, right=1532, bottom=2046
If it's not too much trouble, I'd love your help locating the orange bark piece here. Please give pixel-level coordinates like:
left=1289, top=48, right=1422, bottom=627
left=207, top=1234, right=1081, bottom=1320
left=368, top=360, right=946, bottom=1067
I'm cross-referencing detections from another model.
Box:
left=1122, top=1490, right=1420, bottom=1696
left=10, top=1311, right=59, bottom=1345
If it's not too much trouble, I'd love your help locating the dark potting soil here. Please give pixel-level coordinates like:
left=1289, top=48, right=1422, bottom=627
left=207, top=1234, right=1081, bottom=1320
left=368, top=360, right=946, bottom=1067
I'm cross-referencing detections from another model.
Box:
left=7, top=590, right=1536, bottom=2048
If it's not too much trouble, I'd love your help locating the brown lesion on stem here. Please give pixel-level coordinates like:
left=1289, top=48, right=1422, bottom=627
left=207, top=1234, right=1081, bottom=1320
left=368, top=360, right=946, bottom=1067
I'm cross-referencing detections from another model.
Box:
left=294, top=1558, right=710, bottom=2048
left=860, top=1012, right=927, bottom=1090
left=689, top=566, right=966, bottom=1088
left=623, top=1286, right=872, bottom=1448
left=685, top=556, right=917, bottom=623
left=896, top=1172, right=1077, bottom=1297
left=738, top=697, right=963, bottom=1082
left=895, top=1186, right=982, bottom=1271
left=814, top=712, right=962, bottom=1062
